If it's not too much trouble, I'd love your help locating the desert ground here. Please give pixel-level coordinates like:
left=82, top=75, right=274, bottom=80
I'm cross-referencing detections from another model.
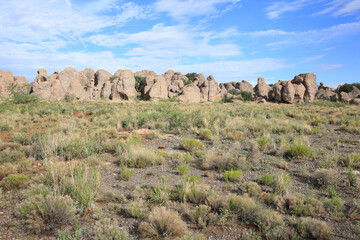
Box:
left=0, top=99, right=359, bottom=240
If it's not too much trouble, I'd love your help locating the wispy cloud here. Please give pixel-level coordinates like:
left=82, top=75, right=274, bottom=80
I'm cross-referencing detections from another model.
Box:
left=318, top=64, right=344, bottom=70
left=265, top=0, right=314, bottom=19
left=316, top=0, right=360, bottom=16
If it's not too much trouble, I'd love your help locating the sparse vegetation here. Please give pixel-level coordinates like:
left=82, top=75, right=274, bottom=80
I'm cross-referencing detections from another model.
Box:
left=181, top=138, right=204, bottom=152
left=224, top=169, right=243, bottom=182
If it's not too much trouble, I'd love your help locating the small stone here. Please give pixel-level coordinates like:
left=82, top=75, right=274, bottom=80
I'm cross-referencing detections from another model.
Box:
left=158, top=145, right=166, bottom=149
left=204, top=172, right=214, bottom=178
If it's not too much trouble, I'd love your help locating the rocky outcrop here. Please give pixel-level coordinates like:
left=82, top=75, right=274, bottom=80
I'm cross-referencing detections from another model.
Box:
left=111, top=70, right=137, bottom=100
left=282, top=81, right=295, bottom=104
left=0, top=70, right=29, bottom=97
left=301, top=73, right=318, bottom=102
left=178, top=84, right=201, bottom=103
left=142, top=75, right=168, bottom=101
left=316, top=87, right=337, bottom=101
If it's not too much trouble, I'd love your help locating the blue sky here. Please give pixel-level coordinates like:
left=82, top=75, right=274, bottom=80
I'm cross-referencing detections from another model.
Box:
left=0, top=0, right=360, bottom=86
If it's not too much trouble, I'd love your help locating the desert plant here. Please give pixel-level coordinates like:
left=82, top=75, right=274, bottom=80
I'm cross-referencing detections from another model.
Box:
left=64, top=94, right=76, bottom=102
left=120, top=166, right=135, bottom=181
left=125, top=199, right=148, bottom=219
left=175, top=180, right=213, bottom=204
left=135, top=76, right=146, bottom=93
left=240, top=91, right=253, bottom=101
left=181, top=138, right=204, bottom=152
left=0, top=163, right=17, bottom=180
left=345, top=153, right=360, bottom=168
left=0, top=173, right=29, bottom=190
left=109, top=75, right=118, bottom=83
left=324, top=197, right=344, bottom=217
left=314, top=168, right=339, bottom=187
left=177, top=165, right=189, bottom=175
left=185, top=72, right=198, bottom=82
left=199, top=130, right=213, bottom=141
left=348, top=168, right=357, bottom=187
left=94, top=218, right=129, bottom=240
left=17, top=194, right=76, bottom=233
left=224, top=169, right=243, bottom=182
left=119, top=145, right=164, bottom=168
left=148, top=179, right=170, bottom=204
left=297, top=217, right=331, bottom=240
left=139, top=207, right=187, bottom=239
left=273, top=173, right=291, bottom=195
left=257, top=138, right=269, bottom=151
left=9, top=84, right=38, bottom=104
left=287, top=144, right=312, bottom=160
left=243, top=182, right=262, bottom=197
left=189, top=205, right=213, bottom=228
left=259, top=173, right=274, bottom=186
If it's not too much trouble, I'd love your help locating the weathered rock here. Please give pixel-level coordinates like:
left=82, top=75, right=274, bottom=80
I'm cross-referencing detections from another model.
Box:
left=13, top=76, right=28, bottom=85
left=257, top=98, right=266, bottom=104
left=168, top=80, right=184, bottom=93
left=351, top=98, right=360, bottom=105
left=316, top=88, right=337, bottom=101
left=293, top=83, right=306, bottom=102
left=272, top=82, right=283, bottom=102
left=291, top=75, right=304, bottom=84
left=0, top=70, right=14, bottom=97
left=135, top=70, right=156, bottom=78
left=144, top=75, right=168, bottom=101
left=235, top=80, right=254, bottom=95
left=111, top=70, right=137, bottom=100
left=349, top=86, right=360, bottom=99
left=207, top=75, right=222, bottom=102
left=282, top=81, right=295, bottom=103
left=95, top=69, right=112, bottom=87
left=178, top=84, right=201, bottom=103
left=300, top=73, right=318, bottom=102
left=340, top=92, right=351, bottom=103
left=100, top=82, right=113, bottom=99
left=163, top=70, right=175, bottom=82
left=256, top=77, right=271, bottom=99
left=195, top=74, right=206, bottom=87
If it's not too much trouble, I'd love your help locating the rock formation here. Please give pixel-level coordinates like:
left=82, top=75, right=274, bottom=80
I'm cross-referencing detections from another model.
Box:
left=0, top=70, right=29, bottom=97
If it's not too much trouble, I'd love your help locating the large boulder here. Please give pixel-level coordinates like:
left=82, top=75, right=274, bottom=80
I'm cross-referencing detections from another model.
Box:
left=316, top=88, right=337, bottom=101
left=340, top=92, right=351, bottom=103
left=111, top=70, right=137, bottom=100
left=349, top=86, right=360, bottom=99
left=135, top=70, right=156, bottom=78
left=145, top=76, right=169, bottom=101
left=0, top=70, right=15, bottom=97
left=293, top=83, right=306, bottom=102
left=351, top=98, right=360, bottom=105
left=163, top=70, right=175, bottom=82
left=95, top=69, right=112, bottom=87
left=272, top=82, right=283, bottom=102
left=178, top=84, right=201, bottom=103
left=282, top=81, right=295, bottom=103
left=235, top=80, right=254, bottom=95
left=13, top=76, right=28, bottom=86
left=255, top=77, right=271, bottom=99
left=300, top=73, right=317, bottom=102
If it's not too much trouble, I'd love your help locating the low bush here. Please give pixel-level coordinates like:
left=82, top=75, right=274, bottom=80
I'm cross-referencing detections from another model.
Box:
left=139, top=207, right=187, bottom=239
left=257, top=138, right=269, bottom=151
left=314, top=168, right=339, bottom=187
left=201, top=151, right=246, bottom=172
left=0, top=163, right=17, bottom=180
left=287, top=144, right=312, bottom=160
left=259, top=173, right=274, bottom=186
left=277, top=195, right=324, bottom=217
left=94, top=218, right=129, bottom=240
left=348, top=168, right=357, bottom=187
left=64, top=94, right=76, bottom=102
left=0, top=173, right=29, bottom=190
left=224, top=170, right=243, bottom=182
left=199, top=130, right=213, bottom=141
left=125, top=199, right=148, bottom=219
left=324, top=197, right=344, bottom=217
left=148, top=180, right=170, bottom=204
left=177, top=165, right=189, bottom=175
left=297, top=217, right=332, bottom=240
left=273, top=173, right=291, bottom=195
left=346, top=153, right=360, bottom=169
left=17, top=194, right=76, bottom=233
left=120, top=166, right=135, bottom=181
left=135, top=76, right=146, bottom=93
left=189, top=205, right=214, bottom=228
left=243, top=182, right=262, bottom=197
left=9, top=84, right=38, bottom=104
left=181, top=138, right=204, bottom=152
left=119, top=145, right=164, bottom=168
left=176, top=181, right=213, bottom=204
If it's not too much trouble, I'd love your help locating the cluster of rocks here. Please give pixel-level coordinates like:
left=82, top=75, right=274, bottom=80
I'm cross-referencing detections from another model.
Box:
left=0, top=70, right=29, bottom=97
left=0, top=68, right=359, bottom=105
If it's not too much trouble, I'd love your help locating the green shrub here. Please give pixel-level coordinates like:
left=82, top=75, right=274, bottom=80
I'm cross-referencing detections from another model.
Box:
left=177, top=165, right=189, bottom=175
left=297, top=217, right=332, bottom=240
left=148, top=179, right=170, bottom=204
left=257, top=138, right=269, bottom=151
left=287, top=144, right=312, bottom=160
left=139, top=207, right=187, bottom=239
left=135, top=76, right=146, bottom=93
left=348, top=168, right=357, bottom=187
left=109, top=75, right=118, bottom=83
left=189, top=205, right=213, bottom=228
left=57, top=138, right=96, bottom=160
left=119, top=145, right=164, bottom=168
left=199, top=130, right=213, bottom=141
left=0, top=149, right=26, bottom=163
left=243, top=182, right=262, bottom=197
left=94, top=218, right=129, bottom=240
left=240, top=91, right=253, bottom=101
left=0, top=173, right=29, bottom=190
left=64, top=94, right=76, bottom=102
left=0, top=163, right=17, bottom=180
left=125, top=200, right=148, bottom=219
left=176, top=181, right=213, bottom=204
left=185, top=73, right=198, bottom=82
left=345, top=153, right=360, bottom=168
left=17, top=194, right=76, bottom=233
left=182, top=138, right=204, bottom=152
left=273, top=173, right=291, bottom=195
left=324, top=197, right=344, bottom=217
left=259, top=173, right=274, bottom=186
left=336, top=83, right=360, bottom=93
left=9, top=84, right=38, bottom=104
left=120, top=166, right=135, bottom=181
left=224, top=170, right=243, bottom=182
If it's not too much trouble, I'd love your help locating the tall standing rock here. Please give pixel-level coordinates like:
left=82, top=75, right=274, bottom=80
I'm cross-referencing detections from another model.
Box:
left=255, top=77, right=271, bottom=99
left=282, top=81, right=295, bottom=103
left=0, top=70, right=15, bottom=97
left=272, top=82, right=283, bottom=102
left=207, top=75, right=222, bottom=102
left=111, top=70, right=137, bottom=100
left=146, top=76, right=169, bottom=101
left=300, top=73, right=318, bottom=102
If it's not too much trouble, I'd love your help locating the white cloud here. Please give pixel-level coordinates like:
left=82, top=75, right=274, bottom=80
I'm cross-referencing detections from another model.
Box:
left=265, top=0, right=314, bottom=19
left=154, top=0, right=241, bottom=21
left=316, top=0, right=360, bottom=16
left=318, top=64, right=344, bottom=70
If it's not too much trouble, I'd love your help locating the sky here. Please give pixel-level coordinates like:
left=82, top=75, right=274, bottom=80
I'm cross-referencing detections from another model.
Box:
left=0, top=0, right=360, bottom=86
